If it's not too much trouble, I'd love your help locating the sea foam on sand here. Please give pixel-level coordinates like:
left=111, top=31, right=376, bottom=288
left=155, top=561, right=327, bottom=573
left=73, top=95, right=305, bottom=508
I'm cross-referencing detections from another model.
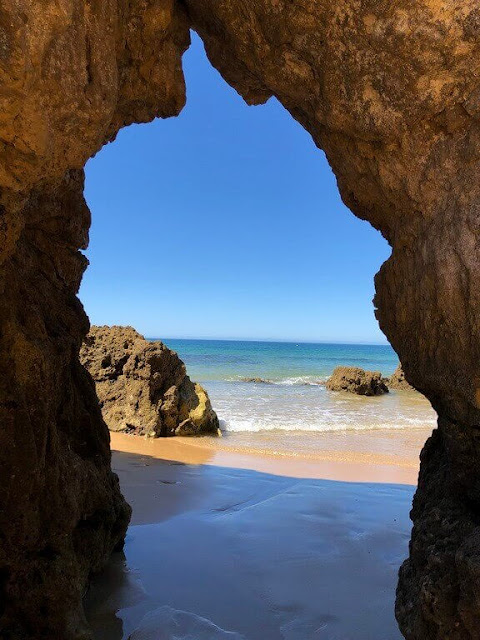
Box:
left=129, top=606, right=245, bottom=639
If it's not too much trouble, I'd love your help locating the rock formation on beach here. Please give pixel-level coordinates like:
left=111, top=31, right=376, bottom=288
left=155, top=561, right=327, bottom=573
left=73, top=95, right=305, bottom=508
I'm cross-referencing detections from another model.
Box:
left=80, top=326, right=220, bottom=437
left=388, top=365, right=413, bottom=391
left=326, top=367, right=389, bottom=396
left=2, top=0, right=480, bottom=637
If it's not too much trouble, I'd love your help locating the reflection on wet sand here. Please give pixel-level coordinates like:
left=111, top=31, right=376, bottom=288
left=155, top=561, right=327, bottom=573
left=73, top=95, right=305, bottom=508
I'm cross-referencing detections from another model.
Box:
left=86, top=444, right=415, bottom=640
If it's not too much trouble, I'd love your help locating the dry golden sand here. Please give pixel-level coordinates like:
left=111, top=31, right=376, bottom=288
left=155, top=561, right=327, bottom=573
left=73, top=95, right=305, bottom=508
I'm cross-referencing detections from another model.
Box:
left=110, top=425, right=431, bottom=487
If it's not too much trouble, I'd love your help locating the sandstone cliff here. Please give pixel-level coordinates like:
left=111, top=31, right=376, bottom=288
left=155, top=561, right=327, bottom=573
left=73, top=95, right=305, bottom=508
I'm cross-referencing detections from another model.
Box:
left=80, top=326, right=220, bottom=437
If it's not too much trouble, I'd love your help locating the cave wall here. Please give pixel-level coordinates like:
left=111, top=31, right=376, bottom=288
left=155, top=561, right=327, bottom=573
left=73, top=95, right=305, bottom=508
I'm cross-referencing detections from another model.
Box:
left=2, top=0, right=480, bottom=638
left=0, top=1, right=190, bottom=637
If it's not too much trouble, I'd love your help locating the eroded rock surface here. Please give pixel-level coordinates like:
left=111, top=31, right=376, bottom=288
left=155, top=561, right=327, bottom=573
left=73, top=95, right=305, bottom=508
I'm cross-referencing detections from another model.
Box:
left=0, top=1, right=190, bottom=637
left=388, top=365, right=413, bottom=392
left=80, top=326, right=219, bottom=437
left=0, top=172, right=132, bottom=639
left=326, top=366, right=389, bottom=396
left=2, top=0, right=480, bottom=637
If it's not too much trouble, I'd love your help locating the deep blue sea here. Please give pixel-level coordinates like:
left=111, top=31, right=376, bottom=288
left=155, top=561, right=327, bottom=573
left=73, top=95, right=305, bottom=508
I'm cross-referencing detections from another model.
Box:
left=156, top=339, right=436, bottom=438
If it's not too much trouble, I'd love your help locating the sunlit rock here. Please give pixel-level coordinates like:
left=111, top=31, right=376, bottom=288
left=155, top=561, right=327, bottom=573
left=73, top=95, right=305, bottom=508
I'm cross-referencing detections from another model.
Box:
left=326, top=366, right=389, bottom=396
left=80, top=326, right=220, bottom=437
left=388, top=365, right=413, bottom=392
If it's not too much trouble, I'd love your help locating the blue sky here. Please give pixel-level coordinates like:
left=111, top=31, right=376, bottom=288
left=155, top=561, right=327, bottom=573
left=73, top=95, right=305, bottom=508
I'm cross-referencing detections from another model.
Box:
left=81, top=33, right=390, bottom=344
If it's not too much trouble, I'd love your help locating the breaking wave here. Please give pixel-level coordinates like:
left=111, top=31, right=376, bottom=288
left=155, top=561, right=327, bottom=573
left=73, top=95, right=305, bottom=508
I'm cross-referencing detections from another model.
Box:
left=230, top=376, right=327, bottom=386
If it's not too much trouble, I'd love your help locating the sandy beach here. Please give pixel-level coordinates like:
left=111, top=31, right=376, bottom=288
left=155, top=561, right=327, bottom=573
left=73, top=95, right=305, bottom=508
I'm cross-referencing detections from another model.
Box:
left=108, top=426, right=430, bottom=485
left=85, top=428, right=431, bottom=639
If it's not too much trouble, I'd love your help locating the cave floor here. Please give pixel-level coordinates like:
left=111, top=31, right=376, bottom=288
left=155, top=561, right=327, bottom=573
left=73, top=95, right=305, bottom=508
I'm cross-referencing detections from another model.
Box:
left=85, top=449, right=412, bottom=640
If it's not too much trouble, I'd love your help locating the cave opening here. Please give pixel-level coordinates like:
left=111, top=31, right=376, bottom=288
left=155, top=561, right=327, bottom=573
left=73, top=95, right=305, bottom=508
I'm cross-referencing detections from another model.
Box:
left=79, top=32, right=434, bottom=640
left=3, top=2, right=479, bottom=638
left=79, top=33, right=435, bottom=461
left=81, top=33, right=390, bottom=345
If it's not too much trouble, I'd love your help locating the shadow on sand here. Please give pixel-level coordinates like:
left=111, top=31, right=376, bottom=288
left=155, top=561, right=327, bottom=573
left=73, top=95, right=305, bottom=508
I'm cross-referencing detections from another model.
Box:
left=85, top=450, right=413, bottom=640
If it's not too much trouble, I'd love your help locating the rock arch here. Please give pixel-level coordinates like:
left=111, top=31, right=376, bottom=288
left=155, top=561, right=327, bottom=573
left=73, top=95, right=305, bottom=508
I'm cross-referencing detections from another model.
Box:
left=1, top=1, right=480, bottom=637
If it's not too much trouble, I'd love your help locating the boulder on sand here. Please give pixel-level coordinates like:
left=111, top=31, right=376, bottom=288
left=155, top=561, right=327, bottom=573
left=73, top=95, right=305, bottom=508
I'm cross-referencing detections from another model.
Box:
left=326, top=366, right=389, bottom=396
left=80, top=326, right=220, bottom=437
left=387, top=364, right=413, bottom=391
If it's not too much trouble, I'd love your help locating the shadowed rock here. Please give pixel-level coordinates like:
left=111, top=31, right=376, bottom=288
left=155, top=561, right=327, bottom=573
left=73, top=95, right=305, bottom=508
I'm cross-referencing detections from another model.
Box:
left=326, top=367, right=389, bottom=397
left=0, top=174, right=132, bottom=639
left=0, top=2, right=190, bottom=636
left=80, top=326, right=220, bottom=437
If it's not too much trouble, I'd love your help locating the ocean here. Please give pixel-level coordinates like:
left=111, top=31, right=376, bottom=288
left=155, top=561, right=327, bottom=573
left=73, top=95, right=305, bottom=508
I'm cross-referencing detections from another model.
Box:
left=158, top=339, right=436, bottom=453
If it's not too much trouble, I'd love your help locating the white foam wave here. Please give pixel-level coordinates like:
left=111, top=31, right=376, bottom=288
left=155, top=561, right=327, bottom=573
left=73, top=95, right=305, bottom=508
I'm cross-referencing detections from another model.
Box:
left=221, top=417, right=434, bottom=433
left=276, top=376, right=326, bottom=386
left=226, top=376, right=327, bottom=386
left=207, top=378, right=437, bottom=435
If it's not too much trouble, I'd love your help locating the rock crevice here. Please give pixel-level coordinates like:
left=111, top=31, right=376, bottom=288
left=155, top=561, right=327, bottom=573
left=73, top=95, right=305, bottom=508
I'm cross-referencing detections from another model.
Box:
left=388, top=365, right=413, bottom=392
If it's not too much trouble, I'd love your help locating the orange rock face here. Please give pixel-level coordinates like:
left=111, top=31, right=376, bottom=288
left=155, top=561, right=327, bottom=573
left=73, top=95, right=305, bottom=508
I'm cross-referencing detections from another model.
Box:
left=2, top=0, right=480, bottom=638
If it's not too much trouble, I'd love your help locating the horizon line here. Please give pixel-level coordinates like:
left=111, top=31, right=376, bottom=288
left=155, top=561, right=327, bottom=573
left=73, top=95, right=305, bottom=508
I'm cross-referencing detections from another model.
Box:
left=148, top=336, right=391, bottom=347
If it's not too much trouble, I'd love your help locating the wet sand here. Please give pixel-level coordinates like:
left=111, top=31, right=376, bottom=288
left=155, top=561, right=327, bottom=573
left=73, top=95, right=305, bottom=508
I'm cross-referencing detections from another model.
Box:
left=85, top=429, right=431, bottom=639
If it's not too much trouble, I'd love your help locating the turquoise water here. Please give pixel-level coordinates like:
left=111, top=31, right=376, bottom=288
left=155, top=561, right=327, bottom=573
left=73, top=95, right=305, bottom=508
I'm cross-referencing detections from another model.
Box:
left=155, top=339, right=436, bottom=435
left=160, top=339, right=399, bottom=384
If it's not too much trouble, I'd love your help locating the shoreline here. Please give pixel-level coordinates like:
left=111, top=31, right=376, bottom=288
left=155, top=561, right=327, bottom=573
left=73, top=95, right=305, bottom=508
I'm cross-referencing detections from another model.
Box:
left=110, top=424, right=432, bottom=485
